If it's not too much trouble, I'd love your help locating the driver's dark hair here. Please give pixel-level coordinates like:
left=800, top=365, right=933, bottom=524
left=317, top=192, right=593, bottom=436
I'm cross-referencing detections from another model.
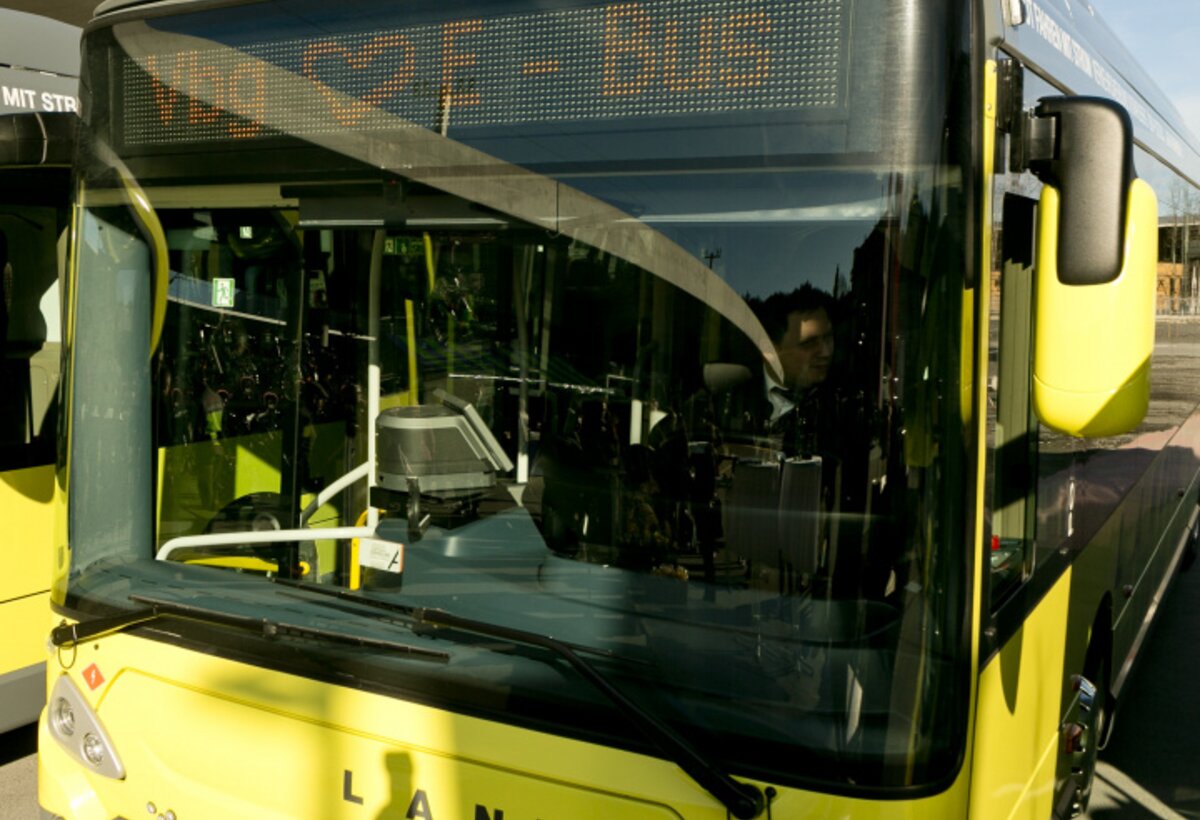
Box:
left=752, top=284, right=835, bottom=344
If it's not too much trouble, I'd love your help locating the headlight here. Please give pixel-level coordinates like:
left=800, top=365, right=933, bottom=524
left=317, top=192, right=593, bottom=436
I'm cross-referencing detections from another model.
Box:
left=50, top=697, right=75, bottom=737
left=45, top=674, right=126, bottom=780
left=81, top=733, right=106, bottom=767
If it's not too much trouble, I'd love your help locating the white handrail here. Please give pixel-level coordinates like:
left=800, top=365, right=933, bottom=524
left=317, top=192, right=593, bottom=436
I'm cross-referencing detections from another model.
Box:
left=367, top=230, right=383, bottom=530
left=298, top=461, right=371, bottom=526
left=156, top=526, right=375, bottom=561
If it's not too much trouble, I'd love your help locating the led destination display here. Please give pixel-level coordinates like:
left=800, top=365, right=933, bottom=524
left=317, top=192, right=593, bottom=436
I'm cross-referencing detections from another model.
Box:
left=119, top=0, right=846, bottom=145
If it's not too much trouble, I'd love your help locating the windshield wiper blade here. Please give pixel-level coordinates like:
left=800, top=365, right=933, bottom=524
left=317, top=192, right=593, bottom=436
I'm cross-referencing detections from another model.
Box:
left=52, top=594, right=449, bottom=664
left=270, top=577, right=640, bottom=664
left=268, top=578, right=766, bottom=819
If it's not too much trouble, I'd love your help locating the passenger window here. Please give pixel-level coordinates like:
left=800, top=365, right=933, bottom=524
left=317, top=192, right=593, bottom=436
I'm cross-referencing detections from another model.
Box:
left=0, top=226, right=28, bottom=465
left=987, top=193, right=1039, bottom=607
left=0, top=210, right=63, bottom=471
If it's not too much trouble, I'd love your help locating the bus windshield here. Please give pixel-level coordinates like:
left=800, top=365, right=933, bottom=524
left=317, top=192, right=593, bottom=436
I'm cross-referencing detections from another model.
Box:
left=68, top=0, right=974, bottom=793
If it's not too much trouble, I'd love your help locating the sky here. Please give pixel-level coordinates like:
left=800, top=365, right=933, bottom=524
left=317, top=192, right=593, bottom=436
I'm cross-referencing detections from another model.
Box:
left=1087, top=0, right=1200, bottom=143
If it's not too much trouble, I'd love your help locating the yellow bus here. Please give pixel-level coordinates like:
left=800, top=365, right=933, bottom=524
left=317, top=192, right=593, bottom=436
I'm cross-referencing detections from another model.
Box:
left=39, top=0, right=1200, bottom=817
left=0, top=8, right=79, bottom=736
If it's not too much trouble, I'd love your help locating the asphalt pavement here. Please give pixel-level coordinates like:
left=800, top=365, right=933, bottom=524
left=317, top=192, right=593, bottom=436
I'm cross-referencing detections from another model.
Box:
left=0, top=724, right=36, bottom=820
left=1085, top=550, right=1200, bottom=819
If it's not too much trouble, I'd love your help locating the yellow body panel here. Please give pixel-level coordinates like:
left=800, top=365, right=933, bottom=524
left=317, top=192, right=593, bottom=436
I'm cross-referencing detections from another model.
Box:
left=1, top=462, right=55, bottom=677
left=1032, top=179, right=1158, bottom=437
left=0, top=592, right=51, bottom=674
left=0, top=462, right=55, bottom=605
left=969, top=570, right=1072, bottom=819
left=40, top=633, right=975, bottom=820
left=1, top=462, right=55, bottom=726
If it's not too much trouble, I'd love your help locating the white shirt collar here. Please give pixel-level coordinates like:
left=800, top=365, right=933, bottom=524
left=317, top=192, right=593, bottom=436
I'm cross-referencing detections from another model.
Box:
left=764, top=366, right=793, bottom=423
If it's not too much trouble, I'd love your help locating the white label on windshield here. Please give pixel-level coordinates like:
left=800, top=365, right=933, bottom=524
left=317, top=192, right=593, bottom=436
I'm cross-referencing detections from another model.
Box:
left=359, top=538, right=404, bottom=573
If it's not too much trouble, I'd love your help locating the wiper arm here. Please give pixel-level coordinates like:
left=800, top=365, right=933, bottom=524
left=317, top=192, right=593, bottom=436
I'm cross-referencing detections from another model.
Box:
left=416, top=606, right=767, bottom=818
left=269, top=578, right=766, bottom=819
left=51, top=594, right=450, bottom=664
left=51, top=607, right=159, bottom=646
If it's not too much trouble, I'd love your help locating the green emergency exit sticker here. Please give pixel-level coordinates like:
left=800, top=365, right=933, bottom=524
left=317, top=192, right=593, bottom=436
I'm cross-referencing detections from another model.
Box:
left=212, top=277, right=235, bottom=308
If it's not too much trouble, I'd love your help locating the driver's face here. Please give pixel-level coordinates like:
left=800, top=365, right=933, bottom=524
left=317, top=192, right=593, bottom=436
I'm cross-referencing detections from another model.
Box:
left=775, top=308, right=834, bottom=390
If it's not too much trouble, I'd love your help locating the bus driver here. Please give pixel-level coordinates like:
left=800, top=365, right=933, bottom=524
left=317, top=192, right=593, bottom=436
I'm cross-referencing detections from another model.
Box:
left=714, top=283, right=839, bottom=459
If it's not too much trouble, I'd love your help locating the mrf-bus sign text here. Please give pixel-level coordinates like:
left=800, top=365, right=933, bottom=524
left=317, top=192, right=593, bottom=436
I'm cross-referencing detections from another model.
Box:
left=119, top=0, right=848, bottom=146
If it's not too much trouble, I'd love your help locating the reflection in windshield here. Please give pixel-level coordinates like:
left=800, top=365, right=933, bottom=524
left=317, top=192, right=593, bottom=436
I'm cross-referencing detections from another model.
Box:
left=71, top=173, right=965, bottom=787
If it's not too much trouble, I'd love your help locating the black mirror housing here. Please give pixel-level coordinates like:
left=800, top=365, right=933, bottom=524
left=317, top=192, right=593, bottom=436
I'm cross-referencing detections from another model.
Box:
left=1028, top=97, right=1134, bottom=286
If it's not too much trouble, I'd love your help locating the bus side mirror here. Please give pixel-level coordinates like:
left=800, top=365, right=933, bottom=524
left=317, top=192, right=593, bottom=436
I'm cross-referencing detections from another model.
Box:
left=1028, top=97, right=1158, bottom=437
